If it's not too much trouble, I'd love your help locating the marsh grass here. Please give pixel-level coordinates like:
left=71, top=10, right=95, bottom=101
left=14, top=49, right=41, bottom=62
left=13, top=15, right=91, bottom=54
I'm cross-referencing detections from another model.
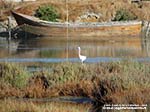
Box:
left=91, top=61, right=150, bottom=112
left=0, top=63, right=30, bottom=89
left=0, top=61, right=150, bottom=107
left=0, top=99, right=90, bottom=112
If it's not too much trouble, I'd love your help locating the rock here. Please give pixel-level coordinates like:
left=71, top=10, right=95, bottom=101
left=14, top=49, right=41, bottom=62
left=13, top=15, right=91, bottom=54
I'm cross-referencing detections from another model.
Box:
left=76, top=12, right=102, bottom=22
left=0, top=21, right=8, bottom=32
left=0, top=16, right=17, bottom=32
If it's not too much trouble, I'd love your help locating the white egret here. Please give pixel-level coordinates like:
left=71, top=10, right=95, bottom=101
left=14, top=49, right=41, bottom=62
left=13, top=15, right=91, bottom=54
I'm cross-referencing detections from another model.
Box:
left=78, top=47, right=87, bottom=63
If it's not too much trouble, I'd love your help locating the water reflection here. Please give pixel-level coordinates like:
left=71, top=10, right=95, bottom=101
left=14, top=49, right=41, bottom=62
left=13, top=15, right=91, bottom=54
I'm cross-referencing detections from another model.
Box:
left=0, top=38, right=19, bottom=58
left=141, top=37, right=150, bottom=57
left=0, top=34, right=150, bottom=63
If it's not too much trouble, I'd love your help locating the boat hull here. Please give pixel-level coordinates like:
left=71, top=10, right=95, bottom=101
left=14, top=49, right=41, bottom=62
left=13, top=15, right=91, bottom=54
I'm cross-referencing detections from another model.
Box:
left=12, top=11, right=142, bottom=40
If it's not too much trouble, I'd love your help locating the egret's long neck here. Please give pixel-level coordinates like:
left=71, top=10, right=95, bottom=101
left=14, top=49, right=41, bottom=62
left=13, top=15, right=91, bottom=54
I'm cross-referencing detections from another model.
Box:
left=78, top=49, right=81, bottom=56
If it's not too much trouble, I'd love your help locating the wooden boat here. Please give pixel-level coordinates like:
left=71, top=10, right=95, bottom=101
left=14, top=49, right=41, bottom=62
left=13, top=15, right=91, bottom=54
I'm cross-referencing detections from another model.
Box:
left=11, top=11, right=142, bottom=40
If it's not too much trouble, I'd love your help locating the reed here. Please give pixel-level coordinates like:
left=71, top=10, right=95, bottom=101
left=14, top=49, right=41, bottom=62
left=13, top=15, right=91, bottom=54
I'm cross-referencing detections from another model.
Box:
left=0, top=61, right=150, bottom=98
left=0, top=63, right=30, bottom=89
left=0, top=61, right=150, bottom=111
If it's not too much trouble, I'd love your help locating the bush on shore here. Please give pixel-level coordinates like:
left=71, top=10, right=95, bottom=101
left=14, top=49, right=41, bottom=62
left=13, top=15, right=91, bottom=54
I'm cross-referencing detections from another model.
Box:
left=34, top=5, right=60, bottom=22
left=113, top=9, right=137, bottom=21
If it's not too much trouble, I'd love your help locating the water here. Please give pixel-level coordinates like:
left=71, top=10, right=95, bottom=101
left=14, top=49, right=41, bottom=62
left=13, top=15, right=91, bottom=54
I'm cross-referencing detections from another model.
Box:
left=10, top=96, right=92, bottom=104
left=0, top=35, right=150, bottom=63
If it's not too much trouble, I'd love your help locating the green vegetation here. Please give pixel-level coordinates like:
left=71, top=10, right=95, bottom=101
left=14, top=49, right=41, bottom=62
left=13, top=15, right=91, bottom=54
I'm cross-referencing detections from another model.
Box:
left=34, top=5, right=60, bottom=22
left=0, top=63, right=30, bottom=89
left=113, top=9, right=137, bottom=21
left=0, top=61, right=150, bottom=111
left=0, top=61, right=150, bottom=93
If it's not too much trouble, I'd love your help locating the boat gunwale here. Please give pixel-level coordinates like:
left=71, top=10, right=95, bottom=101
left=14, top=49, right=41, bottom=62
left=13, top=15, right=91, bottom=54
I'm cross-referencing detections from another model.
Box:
left=12, top=11, right=142, bottom=28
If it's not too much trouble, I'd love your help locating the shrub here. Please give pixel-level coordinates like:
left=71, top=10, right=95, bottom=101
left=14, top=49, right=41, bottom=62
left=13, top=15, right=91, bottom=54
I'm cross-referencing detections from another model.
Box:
left=34, top=5, right=60, bottom=22
left=113, top=9, right=137, bottom=21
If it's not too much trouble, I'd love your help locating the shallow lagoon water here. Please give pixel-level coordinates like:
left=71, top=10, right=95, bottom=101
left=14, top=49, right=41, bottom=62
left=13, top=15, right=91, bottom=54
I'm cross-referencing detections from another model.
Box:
left=0, top=35, right=150, bottom=63
left=11, top=96, right=92, bottom=104
left=1, top=57, right=150, bottom=63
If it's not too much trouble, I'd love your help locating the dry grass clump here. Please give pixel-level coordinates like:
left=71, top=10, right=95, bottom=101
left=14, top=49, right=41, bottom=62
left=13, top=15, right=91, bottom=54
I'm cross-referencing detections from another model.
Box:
left=0, top=99, right=90, bottom=112
left=92, top=81, right=150, bottom=112
left=25, top=74, right=49, bottom=98
left=91, top=88, right=150, bottom=112
left=0, top=81, right=21, bottom=98
left=91, top=61, right=150, bottom=112
left=0, top=0, right=18, bottom=21
left=57, top=80, right=94, bottom=97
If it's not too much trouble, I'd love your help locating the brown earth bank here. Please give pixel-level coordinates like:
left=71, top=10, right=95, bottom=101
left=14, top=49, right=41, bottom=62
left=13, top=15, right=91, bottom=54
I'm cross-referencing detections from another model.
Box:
left=0, top=0, right=150, bottom=22
left=0, top=62, right=150, bottom=111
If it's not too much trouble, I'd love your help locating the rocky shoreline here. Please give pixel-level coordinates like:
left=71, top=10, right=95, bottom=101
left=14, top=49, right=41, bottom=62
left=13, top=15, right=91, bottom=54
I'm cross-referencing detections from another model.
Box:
left=0, top=16, right=19, bottom=39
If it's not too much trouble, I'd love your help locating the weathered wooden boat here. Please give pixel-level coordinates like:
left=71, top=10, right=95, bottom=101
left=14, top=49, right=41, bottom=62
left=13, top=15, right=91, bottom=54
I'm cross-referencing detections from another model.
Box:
left=12, top=11, right=142, bottom=40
